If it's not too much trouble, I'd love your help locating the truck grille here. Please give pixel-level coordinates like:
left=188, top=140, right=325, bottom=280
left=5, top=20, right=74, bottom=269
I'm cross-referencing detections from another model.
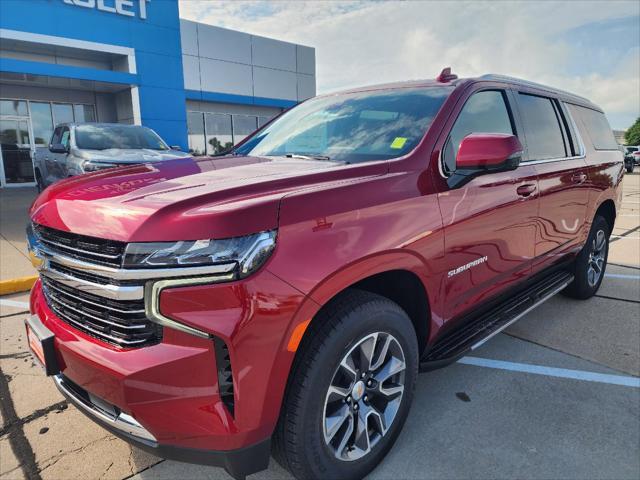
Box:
left=34, top=224, right=126, bottom=267
left=41, top=277, right=162, bottom=348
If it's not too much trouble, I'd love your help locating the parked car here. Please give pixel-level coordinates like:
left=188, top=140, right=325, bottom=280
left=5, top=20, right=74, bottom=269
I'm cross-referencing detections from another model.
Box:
left=33, top=123, right=189, bottom=191
left=623, top=146, right=639, bottom=173
left=26, top=70, right=622, bottom=480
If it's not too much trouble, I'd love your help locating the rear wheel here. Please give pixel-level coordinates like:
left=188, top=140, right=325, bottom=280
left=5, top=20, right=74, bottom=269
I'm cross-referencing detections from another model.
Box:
left=273, top=290, right=418, bottom=480
left=563, top=214, right=609, bottom=299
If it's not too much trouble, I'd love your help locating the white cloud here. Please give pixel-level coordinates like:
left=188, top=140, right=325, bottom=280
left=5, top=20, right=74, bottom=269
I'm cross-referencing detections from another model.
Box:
left=179, top=0, right=640, bottom=129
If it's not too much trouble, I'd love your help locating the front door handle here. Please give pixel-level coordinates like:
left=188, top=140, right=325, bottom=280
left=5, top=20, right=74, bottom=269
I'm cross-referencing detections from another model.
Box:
left=571, top=173, right=587, bottom=184
left=516, top=184, right=537, bottom=197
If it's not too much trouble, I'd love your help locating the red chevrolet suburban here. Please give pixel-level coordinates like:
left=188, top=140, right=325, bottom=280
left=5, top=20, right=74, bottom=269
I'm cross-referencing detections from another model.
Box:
left=26, top=70, right=623, bottom=480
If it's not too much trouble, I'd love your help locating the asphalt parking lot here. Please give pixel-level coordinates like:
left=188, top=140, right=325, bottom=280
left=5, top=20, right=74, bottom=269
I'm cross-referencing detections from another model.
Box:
left=1, top=174, right=639, bottom=480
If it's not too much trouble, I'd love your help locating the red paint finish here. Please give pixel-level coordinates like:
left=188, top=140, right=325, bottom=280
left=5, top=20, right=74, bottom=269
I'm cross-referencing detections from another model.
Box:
left=28, top=75, right=623, bottom=458
left=455, top=133, right=523, bottom=169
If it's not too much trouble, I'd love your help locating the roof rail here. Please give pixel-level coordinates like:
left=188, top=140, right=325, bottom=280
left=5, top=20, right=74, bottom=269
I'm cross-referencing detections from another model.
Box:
left=479, top=74, right=591, bottom=103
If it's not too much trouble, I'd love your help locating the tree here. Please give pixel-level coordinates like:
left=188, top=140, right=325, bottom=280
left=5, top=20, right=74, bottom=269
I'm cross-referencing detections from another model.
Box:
left=625, top=117, right=640, bottom=146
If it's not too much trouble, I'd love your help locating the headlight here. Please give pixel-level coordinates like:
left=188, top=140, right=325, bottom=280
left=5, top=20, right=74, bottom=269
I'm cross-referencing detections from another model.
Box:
left=123, top=230, right=277, bottom=278
left=82, top=160, right=119, bottom=172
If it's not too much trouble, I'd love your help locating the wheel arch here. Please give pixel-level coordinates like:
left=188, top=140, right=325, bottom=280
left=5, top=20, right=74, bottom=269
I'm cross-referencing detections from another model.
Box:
left=283, top=251, right=435, bottom=365
left=595, top=199, right=616, bottom=234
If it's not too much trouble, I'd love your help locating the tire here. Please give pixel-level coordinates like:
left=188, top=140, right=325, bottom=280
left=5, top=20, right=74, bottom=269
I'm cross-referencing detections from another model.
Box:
left=563, top=214, right=610, bottom=299
left=627, top=164, right=634, bottom=173
left=273, top=290, right=419, bottom=480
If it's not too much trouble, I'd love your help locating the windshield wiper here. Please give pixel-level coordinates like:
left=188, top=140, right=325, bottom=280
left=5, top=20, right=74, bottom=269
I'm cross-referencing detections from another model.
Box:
left=285, top=153, right=332, bottom=161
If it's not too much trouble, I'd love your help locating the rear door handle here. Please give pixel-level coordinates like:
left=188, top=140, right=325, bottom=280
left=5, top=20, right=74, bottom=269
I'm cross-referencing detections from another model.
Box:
left=571, top=173, right=587, bottom=184
left=516, top=184, right=537, bottom=197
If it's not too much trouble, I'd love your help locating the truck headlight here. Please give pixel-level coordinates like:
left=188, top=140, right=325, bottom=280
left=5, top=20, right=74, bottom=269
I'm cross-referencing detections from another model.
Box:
left=82, top=160, right=119, bottom=172
left=123, top=230, right=277, bottom=278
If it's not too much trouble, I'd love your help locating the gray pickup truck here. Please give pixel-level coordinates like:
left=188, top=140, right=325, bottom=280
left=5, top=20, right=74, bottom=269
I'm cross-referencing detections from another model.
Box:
left=33, top=123, right=189, bottom=191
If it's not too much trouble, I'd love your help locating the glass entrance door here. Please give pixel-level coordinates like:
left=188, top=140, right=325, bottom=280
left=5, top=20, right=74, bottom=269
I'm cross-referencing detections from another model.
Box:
left=0, top=117, right=35, bottom=186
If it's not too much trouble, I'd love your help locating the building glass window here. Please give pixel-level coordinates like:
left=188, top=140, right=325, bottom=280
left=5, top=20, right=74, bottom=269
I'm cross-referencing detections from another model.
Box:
left=258, top=116, right=272, bottom=129
left=52, top=103, right=74, bottom=125
left=187, top=112, right=206, bottom=156
left=0, top=99, right=28, bottom=116
left=233, top=116, right=258, bottom=145
left=73, top=104, right=96, bottom=123
left=205, top=113, right=233, bottom=155
left=30, top=102, right=54, bottom=145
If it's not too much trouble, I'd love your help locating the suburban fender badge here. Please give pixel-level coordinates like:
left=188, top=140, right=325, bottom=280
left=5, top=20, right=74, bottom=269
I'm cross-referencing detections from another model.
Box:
left=448, top=256, right=488, bottom=278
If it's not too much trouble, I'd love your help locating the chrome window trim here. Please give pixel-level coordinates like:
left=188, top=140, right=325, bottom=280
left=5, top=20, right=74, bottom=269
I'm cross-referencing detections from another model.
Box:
left=144, top=275, right=236, bottom=339
left=523, top=154, right=586, bottom=165
left=53, top=374, right=157, bottom=443
left=36, top=243, right=236, bottom=280
left=437, top=98, right=589, bottom=177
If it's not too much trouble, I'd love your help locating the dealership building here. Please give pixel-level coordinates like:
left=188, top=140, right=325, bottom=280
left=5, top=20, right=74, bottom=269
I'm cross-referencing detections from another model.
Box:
left=0, top=0, right=316, bottom=187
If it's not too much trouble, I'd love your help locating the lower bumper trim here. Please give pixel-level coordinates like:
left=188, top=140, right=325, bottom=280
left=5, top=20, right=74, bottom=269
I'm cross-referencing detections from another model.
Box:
left=54, top=374, right=271, bottom=480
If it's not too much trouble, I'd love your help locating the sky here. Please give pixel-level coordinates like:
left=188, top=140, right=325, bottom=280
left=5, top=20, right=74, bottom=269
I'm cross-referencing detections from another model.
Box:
left=179, top=0, right=640, bottom=131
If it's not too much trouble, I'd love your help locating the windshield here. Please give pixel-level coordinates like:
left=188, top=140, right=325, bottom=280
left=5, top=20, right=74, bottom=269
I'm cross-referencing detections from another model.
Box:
left=233, top=86, right=452, bottom=163
left=627, top=147, right=638, bottom=153
left=75, top=125, right=170, bottom=151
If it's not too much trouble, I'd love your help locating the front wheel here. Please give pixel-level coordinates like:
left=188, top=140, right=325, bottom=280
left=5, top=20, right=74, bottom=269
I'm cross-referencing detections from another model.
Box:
left=563, top=214, right=610, bottom=299
left=273, top=290, right=419, bottom=480
left=627, top=164, right=634, bottom=173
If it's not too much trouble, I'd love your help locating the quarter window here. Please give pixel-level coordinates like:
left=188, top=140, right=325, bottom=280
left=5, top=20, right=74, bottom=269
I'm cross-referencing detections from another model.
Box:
left=443, top=90, right=514, bottom=174
left=518, top=93, right=567, bottom=160
left=573, top=105, right=618, bottom=150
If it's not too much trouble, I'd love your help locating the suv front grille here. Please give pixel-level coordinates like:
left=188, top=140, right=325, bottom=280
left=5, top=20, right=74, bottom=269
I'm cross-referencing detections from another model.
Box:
left=42, top=277, right=162, bottom=348
left=34, top=224, right=126, bottom=267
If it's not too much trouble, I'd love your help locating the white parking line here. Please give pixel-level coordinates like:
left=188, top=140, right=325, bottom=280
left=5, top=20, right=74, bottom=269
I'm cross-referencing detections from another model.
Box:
left=0, top=299, right=29, bottom=309
left=458, top=356, right=640, bottom=388
left=604, top=273, right=640, bottom=280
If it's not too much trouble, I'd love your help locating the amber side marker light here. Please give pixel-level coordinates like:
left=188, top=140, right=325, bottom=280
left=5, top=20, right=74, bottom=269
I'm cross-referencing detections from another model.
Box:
left=287, top=319, right=311, bottom=352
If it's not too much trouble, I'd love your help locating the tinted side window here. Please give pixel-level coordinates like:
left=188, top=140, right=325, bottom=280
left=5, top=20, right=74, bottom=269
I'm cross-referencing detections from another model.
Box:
left=50, top=127, right=62, bottom=145
left=443, top=90, right=513, bottom=173
left=60, top=128, right=70, bottom=149
left=574, top=106, right=618, bottom=150
left=518, top=93, right=566, bottom=160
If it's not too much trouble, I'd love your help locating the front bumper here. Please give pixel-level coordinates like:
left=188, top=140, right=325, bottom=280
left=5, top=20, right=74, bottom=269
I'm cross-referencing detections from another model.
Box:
left=29, top=263, right=308, bottom=478
left=53, top=373, right=269, bottom=480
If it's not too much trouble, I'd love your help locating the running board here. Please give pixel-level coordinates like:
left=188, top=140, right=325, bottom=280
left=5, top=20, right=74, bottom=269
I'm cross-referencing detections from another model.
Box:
left=419, top=270, right=574, bottom=372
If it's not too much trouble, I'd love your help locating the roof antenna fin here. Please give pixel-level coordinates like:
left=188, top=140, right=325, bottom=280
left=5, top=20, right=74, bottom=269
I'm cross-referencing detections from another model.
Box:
left=437, top=67, right=458, bottom=83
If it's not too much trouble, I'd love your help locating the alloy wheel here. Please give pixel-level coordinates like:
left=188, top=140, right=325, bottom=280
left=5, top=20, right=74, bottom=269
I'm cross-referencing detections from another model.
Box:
left=322, top=332, right=406, bottom=461
left=587, top=229, right=606, bottom=287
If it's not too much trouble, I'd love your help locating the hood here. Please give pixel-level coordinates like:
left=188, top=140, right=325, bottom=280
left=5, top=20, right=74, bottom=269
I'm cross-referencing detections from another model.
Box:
left=30, top=155, right=386, bottom=243
left=81, top=148, right=188, bottom=164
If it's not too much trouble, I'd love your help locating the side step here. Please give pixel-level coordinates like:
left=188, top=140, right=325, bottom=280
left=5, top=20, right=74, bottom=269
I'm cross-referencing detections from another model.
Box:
left=419, top=270, right=574, bottom=372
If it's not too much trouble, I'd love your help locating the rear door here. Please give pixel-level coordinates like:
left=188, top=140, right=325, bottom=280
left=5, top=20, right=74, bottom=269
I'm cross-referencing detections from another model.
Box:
left=437, top=87, right=539, bottom=322
left=514, top=91, right=589, bottom=273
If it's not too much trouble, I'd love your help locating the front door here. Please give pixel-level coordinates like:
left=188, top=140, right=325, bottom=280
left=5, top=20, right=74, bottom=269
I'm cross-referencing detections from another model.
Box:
left=437, top=88, right=538, bottom=323
left=0, top=117, right=35, bottom=187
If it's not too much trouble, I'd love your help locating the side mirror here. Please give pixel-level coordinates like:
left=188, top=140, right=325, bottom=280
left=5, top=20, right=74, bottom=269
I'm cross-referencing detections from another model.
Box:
left=49, top=143, right=69, bottom=154
left=447, top=133, right=523, bottom=189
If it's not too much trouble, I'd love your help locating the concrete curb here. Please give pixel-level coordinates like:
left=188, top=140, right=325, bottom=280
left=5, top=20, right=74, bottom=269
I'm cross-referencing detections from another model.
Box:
left=0, top=276, right=38, bottom=296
